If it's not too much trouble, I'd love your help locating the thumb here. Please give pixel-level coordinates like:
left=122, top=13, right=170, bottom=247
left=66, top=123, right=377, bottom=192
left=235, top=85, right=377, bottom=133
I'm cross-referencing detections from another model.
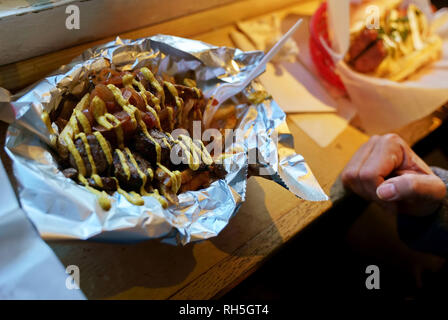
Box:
left=376, top=174, right=446, bottom=202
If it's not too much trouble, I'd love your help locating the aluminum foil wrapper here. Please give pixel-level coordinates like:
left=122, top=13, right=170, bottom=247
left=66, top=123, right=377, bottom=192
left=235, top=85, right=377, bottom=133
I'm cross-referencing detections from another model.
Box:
left=4, top=35, right=328, bottom=245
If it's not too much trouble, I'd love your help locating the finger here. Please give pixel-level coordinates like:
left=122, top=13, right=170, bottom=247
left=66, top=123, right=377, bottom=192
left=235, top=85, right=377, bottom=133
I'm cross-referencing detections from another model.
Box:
left=399, top=143, right=433, bottom=175
left=341, top=138, right=373, bottom=190
left=344, top=136, right=377, bottom=171
left=376, top=174, right=446, bottom=203
left=359, top=134, right=404, bottom=199
left=341, top=136, right=379, bottom=198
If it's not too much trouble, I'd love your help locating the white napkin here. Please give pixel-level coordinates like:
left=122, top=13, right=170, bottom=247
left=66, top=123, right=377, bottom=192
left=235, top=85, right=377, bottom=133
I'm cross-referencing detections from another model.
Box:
left=232, top=19, right=337, bottom=114
left=0, top=160, right=85, bottom=299
left=231, top=15, right=356, bottom=147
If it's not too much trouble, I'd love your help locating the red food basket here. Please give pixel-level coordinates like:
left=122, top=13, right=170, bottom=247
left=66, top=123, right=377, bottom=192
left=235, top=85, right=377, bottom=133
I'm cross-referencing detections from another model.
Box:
left=309, top=2, right=347, bottom=93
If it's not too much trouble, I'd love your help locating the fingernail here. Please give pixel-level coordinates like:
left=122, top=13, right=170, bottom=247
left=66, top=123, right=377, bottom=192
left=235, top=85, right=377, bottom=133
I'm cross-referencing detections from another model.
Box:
left=377, top=183, right=397, bottom=201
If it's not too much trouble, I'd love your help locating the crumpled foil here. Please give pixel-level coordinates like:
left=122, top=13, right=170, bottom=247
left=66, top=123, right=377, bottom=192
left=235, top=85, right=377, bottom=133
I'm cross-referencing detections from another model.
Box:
left=4, top=35, right=328, bottom=245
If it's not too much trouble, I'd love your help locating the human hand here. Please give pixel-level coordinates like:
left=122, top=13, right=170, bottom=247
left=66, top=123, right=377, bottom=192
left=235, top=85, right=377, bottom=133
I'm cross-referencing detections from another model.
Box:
left=341, top=134, right=446, bottom=216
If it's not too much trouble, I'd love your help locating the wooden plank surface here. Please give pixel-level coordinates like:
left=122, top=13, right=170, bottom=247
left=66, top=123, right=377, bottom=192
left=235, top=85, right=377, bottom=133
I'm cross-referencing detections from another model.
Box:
left=0, top=0, right=320, bottom=91
left=0, top=0, right=445, bottom=300
left=0, top=0, right=245, bottom=66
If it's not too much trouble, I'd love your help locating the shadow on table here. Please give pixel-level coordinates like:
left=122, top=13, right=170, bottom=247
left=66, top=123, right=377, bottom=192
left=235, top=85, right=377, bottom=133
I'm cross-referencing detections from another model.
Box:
left=49, top=239, right=197, bottom=299
left=210, top=176, right=284, bottom=256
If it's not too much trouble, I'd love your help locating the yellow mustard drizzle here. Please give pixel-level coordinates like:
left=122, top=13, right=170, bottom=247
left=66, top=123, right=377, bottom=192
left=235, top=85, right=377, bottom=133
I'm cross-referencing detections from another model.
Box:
left=157, top=163, right=181, bottom=193
left=115, top=149, right=131, bottom=180
left=174, top=170, right=182, bottom=189
left=111, top=165, right=166, bottom=208
left=93, top=131, right=113, bottom=165
left=127, top=77, right=163, bottom=130
left=122, top=73, right=134, bottom=87
left=135, top=113, right=162, bottom=163
left=183, top=78, right=196, bottom=87
left=194, top=87, right=201, bottom=98
left=98, top=194, right=111, bottom=210
left=104, top=113, right=124, bottom=149
left=132, top=78, right=161, bottom=111
left=165, top=132, right=175, bottom=142
left=146, top=105, right=162, bottom=130
left=107, top=84, right=138, bottom=127
left=166, top=106, right=174, bottom=131
left=149, top=189, right=168, bottom=208
left=124, top=147, right=150, bottom=196
left=77, top=133, right=110, bottom=206
left=140, top=67, right=164, bottom=106
left=183, top=78, right=201, bottom=98
left=131, top=79, right=147, bottom=104
left=176, top=139, right=195, bottom=170
left=163, top=81, right=183, bottom=109
left=78, top=174, right=111, bottom=211
left=41, top=110, right=56, bottom=135
left=65, top=93, right=90, bottom=136
left=74, top=110, right=91, bottom=134
left=193, top=87, right=201, bottom=99
left=63, top=125, right=112, bottom=210
left=112, top=177, right=145, bottom=206
left=91, top=96, right=114, bottom=130
left=164, top=81, right=184, bottom=125
left=64, top=135, right=86, bottom=176
left=58, top=68, right=209, bottom=211
left=116, top=71, right=207, bottom=174
left=147, top=168, right=154, bottom=180
left=162, top=138, right=172, bottom=152
left=77, top=132, right=97, bottom=175
left=197, top=140, right=213, bottom=166
left=121, top=190, right=144, bottom=205
left=69, top=112, right=80, bottom=135
left=76, top=93, right=90, bottom=111
left=91, top=174, right=104, bottom=187
left=177, top=135, right=202, bottom=171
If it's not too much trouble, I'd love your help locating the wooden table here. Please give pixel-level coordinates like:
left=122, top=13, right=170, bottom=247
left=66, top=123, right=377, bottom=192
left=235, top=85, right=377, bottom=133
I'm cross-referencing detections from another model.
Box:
left=0, top=0, right=445, bottom=299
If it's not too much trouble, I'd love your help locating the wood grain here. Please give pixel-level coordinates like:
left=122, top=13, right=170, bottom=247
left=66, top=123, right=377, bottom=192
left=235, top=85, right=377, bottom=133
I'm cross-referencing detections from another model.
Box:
left=0, top=0, right=321, bottom=92
left=0, top=0, right=240, bottom=66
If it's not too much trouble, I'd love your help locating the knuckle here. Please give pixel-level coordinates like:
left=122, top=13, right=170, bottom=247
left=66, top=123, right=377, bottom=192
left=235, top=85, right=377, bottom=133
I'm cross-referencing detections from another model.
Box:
left=382, top=133, right=401, bottom=144
left=359, top=167, right=376, bottom=183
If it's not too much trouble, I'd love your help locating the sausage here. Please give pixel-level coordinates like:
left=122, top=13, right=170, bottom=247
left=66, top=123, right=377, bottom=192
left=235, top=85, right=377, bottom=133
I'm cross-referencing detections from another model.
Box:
left=69, top=134, right=110, bottom=176
left=113, top=149, right=152, bottom=191
left=88, top=176, right=118, bottom=193
left=352, top=40, right=387, bottom=73
left=133, top=129, right=172, bottom=166
left=348, top=29, right=379, bottom=61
